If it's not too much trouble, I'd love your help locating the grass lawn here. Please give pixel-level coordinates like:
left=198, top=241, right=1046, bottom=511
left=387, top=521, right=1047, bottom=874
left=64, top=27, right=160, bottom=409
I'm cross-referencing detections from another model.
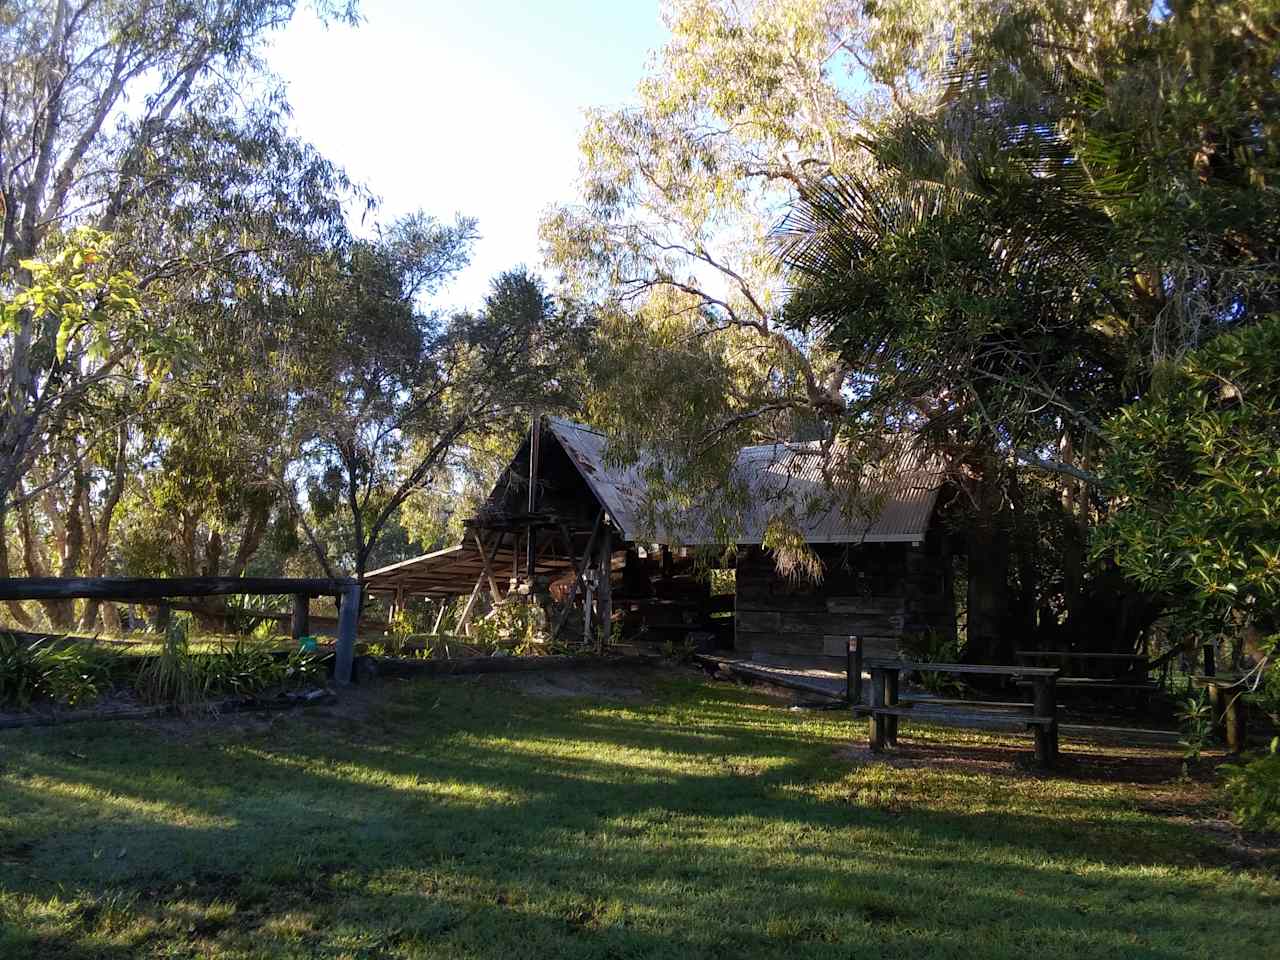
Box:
left=1, top=666, right=1276, bottom=959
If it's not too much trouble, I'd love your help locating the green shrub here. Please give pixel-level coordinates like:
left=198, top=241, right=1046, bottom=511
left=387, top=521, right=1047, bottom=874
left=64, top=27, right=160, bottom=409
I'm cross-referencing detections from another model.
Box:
left=1221, top=745, right=1280, bottom=833
left=135, top=619, right=210, bottom=708
left=899, top=630, right=966, bottom=697
left=1175, top=692, right=1215, bottom=769
left=136, top=622, right=326, bottom=708
left=0, top=634, right=108, bottom=709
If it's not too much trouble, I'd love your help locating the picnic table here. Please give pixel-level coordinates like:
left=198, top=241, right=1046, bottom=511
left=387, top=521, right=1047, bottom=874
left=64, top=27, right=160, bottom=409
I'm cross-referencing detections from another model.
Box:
left=845, top=639, right=1061, bottom=768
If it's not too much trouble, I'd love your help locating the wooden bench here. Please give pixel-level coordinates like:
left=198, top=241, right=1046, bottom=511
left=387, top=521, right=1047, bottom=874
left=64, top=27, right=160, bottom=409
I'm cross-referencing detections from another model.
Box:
left=845, top=640, right=1061, bottom=768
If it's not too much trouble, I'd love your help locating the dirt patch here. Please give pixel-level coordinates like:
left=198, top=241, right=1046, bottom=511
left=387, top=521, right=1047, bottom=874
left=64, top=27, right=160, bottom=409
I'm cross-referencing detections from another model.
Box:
left=502, top=668, right=646, bottom=700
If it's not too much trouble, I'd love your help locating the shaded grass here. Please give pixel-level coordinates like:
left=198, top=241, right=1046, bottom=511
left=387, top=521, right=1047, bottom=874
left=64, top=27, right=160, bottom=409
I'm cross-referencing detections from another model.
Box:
left=0, top=668, right=1275, bottom=959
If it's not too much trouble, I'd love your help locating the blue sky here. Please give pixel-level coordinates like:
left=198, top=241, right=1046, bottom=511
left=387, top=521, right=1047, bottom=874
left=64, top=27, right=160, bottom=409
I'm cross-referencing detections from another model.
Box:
left=266, top=0, right=669, bottom=308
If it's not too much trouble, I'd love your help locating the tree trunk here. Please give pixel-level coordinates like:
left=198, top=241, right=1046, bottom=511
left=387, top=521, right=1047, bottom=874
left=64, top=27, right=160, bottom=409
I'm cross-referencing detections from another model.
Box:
left=79, top=425, right=130, bottom=633
left=963, top=474, right=1014, bottom=663
left=0, top=506, right=35, bottom=627
left=42, top=464, right=87, bottom=630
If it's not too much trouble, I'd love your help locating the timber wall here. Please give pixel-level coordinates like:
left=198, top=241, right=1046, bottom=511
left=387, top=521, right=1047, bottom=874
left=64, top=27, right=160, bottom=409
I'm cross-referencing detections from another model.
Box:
left=734, top=537, right=954, bottom=661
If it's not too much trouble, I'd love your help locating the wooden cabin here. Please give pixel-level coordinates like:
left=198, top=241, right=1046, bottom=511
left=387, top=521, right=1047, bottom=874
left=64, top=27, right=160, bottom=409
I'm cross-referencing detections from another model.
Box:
left=364, top=417, right=955, bottom=664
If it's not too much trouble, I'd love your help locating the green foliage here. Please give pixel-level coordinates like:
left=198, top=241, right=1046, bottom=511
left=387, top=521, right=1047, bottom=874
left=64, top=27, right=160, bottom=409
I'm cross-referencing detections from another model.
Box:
left=135, top=621, right=322, bottom=709
left=661, top=635, right=699, bottom=663
left=1098, top=317, right=1280, bottom=641
left=1221, top=748, right=1280, bottom=834
left=1174, top=692, right=1215, bottom=768
left=899, top=630, right=966, bottom=697
left=466, top=602, right=550, bottom=656
left=1, top=231, right=147, bottom=367
left=0, top=634, right=107, bottom=710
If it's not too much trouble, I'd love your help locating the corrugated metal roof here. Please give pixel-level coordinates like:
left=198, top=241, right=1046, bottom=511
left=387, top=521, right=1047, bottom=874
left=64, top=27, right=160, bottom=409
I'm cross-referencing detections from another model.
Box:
left=546, top=417, right=946, bottom=546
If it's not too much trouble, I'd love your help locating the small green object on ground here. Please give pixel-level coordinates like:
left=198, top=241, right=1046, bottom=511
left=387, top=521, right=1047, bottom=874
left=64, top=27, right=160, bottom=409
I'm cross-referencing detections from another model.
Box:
left=298, top=635, right=318, bottom=652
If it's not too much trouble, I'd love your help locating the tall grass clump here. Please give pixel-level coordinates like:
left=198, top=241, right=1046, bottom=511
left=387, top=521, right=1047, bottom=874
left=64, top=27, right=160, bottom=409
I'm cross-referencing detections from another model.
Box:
left=135, top=617, right=210, bottom=708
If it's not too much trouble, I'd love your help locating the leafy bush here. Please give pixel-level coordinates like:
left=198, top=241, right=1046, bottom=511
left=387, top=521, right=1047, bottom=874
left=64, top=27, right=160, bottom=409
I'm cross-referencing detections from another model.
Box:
left=0, top=634, right=107, bottom=709
left=1098, top=316, right=1280, bottom=651
left=1175, top=692, right=1215, bottom=768
left=467, top=602, right=549, bottom=654
left=899, top=630, right=966, bottom=697
left=1221, top=744, right=1280, bottom=833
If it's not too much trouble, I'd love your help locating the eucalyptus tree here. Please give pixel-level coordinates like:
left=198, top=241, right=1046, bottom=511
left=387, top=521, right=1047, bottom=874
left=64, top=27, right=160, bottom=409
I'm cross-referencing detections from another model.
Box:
left=0, top=0, right=358, bottom=512
left=282, top=211, right=591, bottom=583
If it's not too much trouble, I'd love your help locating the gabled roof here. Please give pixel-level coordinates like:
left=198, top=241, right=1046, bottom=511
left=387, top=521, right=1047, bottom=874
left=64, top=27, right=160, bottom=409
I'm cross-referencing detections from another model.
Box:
left=364, top=418, right=948, bottom=596
left=546, top=417, right=946, bottom=545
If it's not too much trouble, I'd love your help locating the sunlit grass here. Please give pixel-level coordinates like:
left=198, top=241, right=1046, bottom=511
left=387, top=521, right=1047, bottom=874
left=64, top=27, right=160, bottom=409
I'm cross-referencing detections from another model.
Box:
left=1, top=668, right=1275, bottom=959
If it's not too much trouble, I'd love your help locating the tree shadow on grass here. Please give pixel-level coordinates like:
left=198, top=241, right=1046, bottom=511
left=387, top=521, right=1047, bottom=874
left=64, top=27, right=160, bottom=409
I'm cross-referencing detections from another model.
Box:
left=1, top=674, right=1275, bottom=959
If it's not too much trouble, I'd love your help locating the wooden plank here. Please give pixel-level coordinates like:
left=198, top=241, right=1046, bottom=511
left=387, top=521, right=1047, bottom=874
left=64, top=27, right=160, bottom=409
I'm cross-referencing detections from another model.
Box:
left=455, top=577, right=483, bottom=637
left=697, top=658, right=844, bottom=700
left=826, top=597, right=905, bottom=615
left=0, top=576, right=354, bottom=601
left=597, top=526, right=612, bottom=652
left=550, top=511, right=604, bottom=642
left=473, top=532, right=505, bottom=605
left=1017, top=678, right=1155, bottom=690
left=854, top=706, right=1054, bottom=728
left=1015, top=650, right=1147, bottom=661
left=823, top=634, right=897, bottom=658
left=866, top=660, right=1060, bottom=677
left=736, top=610, right=905, bottom=635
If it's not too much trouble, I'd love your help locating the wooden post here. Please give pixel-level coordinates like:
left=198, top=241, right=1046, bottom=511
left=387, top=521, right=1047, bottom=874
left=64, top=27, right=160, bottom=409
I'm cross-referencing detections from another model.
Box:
left=583, top=568, right=595, bottom=646
left=597, top=525, right=613, bottom=652
left=549, top=512, right=605, bottom=642
left=868, top=667, right=886, bottom=753
left=430, top=599, right=447, bottom=635
left=474, top=532, right=505, bottom=605
left=1223, top=687, right=1248, bottom=753
left=456, top=577, right=483, bottom=637
left=1203, top=643, right=1216, bottom=678
left=154, top=602, right=171, bottom=634
left=527, top=415, right=540, bottom=578
left=885, top=668, right=900, bottom=746
left=846, top=636, right=863, bottom=706
left=1032, top=676, right=1058, bottom=769
left=334, top=583, right=361, bottom=686
left=291, top=593, right=310, bottom=640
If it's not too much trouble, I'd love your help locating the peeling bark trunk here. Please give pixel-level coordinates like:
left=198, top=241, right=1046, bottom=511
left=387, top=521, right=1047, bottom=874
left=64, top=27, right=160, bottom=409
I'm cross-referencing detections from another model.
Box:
left=0, top=506, right=35, bottom=626
left=40, top=465, right=87, bottom=629
left=79, top=426, right=129, bottom=633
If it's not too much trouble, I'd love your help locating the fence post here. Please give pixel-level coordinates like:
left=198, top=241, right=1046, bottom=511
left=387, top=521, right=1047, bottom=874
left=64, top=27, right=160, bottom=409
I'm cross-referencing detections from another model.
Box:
left=335, top=583, right=361, bottom=686
left=846, top=636, right=863, bottom=706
